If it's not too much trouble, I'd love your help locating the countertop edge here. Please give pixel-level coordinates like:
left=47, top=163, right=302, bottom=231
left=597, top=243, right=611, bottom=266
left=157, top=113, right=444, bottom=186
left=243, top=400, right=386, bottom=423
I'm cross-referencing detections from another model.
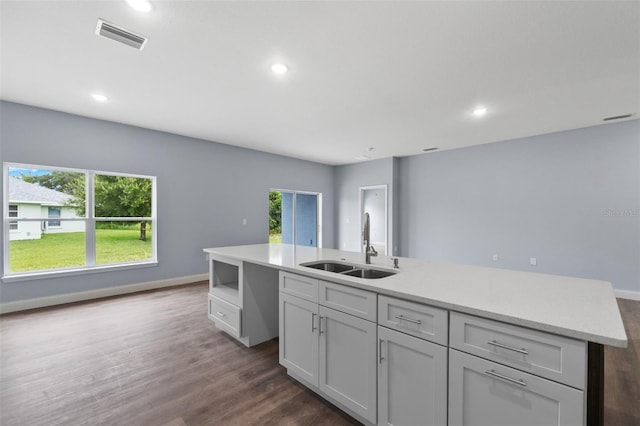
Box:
left=203, top=245, right=629, bottom=348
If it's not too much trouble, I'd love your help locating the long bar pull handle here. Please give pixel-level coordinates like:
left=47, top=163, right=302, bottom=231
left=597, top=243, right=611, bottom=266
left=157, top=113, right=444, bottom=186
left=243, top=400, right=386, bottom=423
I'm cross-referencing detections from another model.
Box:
left=394, top=314, right=422, bottom=325
left=216, top=311, right=226, bottom=318
left=311, top=312, right=317, bottom=332
left=319, top=316, right=324, bottom=335
left=487, top=340, right=529, bottom=355
left=379, top=339, right=385, bottom=364
left=485, top=369, right=527, bottom=387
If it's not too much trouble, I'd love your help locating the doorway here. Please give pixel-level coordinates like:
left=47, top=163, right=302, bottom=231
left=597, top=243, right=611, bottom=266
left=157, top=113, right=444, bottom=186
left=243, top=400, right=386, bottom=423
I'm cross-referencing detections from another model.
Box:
left=360, top=185, right=387, bottom=256
left=269, top=190, right=322, bottom=248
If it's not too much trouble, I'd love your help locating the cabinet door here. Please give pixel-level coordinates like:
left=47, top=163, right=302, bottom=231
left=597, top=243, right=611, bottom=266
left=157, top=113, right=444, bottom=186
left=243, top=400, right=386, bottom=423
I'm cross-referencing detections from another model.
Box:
left=319, top=306, right=377, bottom=424
left=279, top=293, right=319, bottom=387
left=378, top=327, right=448, bottom=426
left=449, top=349, right=584, bottom=426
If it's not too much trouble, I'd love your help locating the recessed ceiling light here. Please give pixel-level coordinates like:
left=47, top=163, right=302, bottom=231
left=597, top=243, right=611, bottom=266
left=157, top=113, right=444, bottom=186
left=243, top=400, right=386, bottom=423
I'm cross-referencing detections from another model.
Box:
left=126, top=0, right=152, bottom=13
left=91, top=93, right=108, bottom=102
left=271, top=63, right=288, bottom=74
left=473, top=106, right=488, bottom=117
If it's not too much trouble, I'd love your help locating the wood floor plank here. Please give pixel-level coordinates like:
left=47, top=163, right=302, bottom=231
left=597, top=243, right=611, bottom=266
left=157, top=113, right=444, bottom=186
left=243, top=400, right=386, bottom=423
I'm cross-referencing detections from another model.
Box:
left=1, top=282, right=638, bottom=425
left=0, top=283, right=358, bottom=426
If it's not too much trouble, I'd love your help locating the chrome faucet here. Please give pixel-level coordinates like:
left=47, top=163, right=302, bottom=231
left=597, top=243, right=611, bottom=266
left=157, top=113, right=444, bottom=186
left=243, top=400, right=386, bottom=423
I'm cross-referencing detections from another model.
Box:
left=363, top=212, right=378, bottom=264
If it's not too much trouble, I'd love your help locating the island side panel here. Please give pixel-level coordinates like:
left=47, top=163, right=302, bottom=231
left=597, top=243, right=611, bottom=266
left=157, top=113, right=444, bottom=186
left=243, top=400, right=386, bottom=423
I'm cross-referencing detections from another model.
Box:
left=242, top=261, right=280, bottom=346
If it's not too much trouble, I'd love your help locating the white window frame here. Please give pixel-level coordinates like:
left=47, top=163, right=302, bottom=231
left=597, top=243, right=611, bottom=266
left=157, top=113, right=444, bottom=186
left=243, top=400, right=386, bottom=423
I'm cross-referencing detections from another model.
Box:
left=3, top=162, right=158, bottom=282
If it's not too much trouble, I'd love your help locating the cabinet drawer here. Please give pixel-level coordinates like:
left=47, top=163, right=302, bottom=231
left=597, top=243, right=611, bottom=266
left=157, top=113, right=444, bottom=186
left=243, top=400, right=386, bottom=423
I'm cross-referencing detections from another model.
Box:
left=450, top=312, right=586, bottom=389
left=280, top=272, right=318, bottom=302
left=208, top=294, right=242, bottom=338
left=449, top=349, right=584, bottom=426
left=378, top=295, right=448, bottom=346
left=319, top=281, right=377, bottom=321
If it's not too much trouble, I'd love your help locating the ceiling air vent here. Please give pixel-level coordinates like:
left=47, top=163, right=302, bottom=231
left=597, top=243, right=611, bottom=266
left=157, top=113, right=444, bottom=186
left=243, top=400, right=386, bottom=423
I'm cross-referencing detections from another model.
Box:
left=603, top=114, right=633, bottom=122
left=95, top=19, right=148, bottom=50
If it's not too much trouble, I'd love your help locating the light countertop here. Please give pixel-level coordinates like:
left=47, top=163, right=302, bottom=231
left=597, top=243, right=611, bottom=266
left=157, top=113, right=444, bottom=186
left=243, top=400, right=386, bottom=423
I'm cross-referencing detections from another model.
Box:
left=203, top=243, right=628, bottom=348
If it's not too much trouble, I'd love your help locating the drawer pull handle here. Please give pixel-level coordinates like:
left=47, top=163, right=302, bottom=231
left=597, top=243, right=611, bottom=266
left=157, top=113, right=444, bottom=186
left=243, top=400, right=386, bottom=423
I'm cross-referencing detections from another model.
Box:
left=485, top=369, right=527, bottom=387
left=394, top=314, right=422, bottom=325
left=487, top=340, right=529, bottom=355
left=216, top=311, right=226, bottom=318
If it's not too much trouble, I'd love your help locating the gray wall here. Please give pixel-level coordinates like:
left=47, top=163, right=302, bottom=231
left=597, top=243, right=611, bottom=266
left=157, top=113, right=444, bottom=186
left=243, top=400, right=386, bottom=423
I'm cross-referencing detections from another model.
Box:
left=334, top=158, right=397, bottom=254
left=398, top=120, right=640, bottom=293
left=0, top=101, right=335, bottom=303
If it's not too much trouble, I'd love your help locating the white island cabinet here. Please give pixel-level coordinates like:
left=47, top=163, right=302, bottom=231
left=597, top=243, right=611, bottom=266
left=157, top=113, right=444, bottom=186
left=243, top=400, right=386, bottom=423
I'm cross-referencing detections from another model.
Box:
left=279, top=271, right=378, bottom=425
left=204, top=243, right=628, bottom=426
left=448, top=311, right=587, bottom=426
left=449, top=349, right=584, bottom=426
left=377, top=296, right=449, bottom=426
left=206, top=254, right=279, bottom=347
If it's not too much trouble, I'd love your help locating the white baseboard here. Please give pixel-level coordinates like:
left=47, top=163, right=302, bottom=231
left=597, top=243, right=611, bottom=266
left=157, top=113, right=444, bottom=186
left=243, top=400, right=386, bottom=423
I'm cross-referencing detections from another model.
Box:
left=0, top=273, right=208, bottom=314
left=615, top=289, right=640, bottom=301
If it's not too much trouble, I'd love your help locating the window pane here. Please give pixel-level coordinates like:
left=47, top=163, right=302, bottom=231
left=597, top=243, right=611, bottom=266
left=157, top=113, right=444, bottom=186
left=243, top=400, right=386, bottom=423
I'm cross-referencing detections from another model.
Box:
left=95, top=221, right=153, bottom=264
left=8, top=221, right=86, bottom=272
left=48, top=207, right=61, bottom=227
left=295, top=193, right=318, bottom=247
left=9, top=205, right=18, bottom=230
left=268, top=191, right=282, bottom=243
left=94, top=175, right=152, bottom=218
left=272, top=191, right=318, bottom=247
left=8, top=167, right=86, bottom=218
left=281, top=191, right=294, bottom=244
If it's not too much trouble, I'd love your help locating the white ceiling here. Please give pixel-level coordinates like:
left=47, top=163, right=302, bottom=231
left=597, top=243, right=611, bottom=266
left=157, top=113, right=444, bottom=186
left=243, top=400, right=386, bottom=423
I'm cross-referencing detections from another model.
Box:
left=1, top=1, right=639, bottom=165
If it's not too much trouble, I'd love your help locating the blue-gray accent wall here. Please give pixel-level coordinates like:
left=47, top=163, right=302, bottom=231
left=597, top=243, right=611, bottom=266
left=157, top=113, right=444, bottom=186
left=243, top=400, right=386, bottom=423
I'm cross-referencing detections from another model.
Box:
left=0, top=101, right=335, bottom=303
left=2, top=100, right=638, bottom=303
left=397, top=120, right=639, bottom=293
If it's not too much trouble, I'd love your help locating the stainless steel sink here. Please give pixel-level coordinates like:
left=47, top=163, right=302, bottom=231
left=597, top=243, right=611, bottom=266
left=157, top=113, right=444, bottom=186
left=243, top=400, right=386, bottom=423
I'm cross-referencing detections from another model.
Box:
left=300, top=260, right=397, bottom=279
left=341, top=268, right=397, bottom=279
left=300, top=261, right=356, bottom=273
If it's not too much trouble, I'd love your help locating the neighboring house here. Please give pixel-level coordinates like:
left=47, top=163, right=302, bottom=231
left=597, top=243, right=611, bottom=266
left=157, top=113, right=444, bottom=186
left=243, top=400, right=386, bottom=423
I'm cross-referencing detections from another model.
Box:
left=8, top=177, right=83, bottom=241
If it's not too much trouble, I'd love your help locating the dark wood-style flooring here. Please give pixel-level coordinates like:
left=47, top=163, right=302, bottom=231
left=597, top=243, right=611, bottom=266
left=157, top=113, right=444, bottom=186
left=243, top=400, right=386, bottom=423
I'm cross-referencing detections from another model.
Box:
left=1, top=282, right=638, bottom=425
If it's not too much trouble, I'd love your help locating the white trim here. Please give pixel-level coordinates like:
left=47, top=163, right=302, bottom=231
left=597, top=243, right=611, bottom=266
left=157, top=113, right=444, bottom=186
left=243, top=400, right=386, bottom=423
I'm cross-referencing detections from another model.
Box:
left=615, top=289, right=640, bottom=301
left=0, top=273, right=208, bottom=314
left=2, top=260, right=158, bottom=282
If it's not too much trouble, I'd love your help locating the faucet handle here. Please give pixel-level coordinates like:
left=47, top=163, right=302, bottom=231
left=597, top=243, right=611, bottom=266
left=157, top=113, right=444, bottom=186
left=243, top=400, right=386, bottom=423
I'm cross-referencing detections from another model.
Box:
left=370, top=245, right=378, bottom=256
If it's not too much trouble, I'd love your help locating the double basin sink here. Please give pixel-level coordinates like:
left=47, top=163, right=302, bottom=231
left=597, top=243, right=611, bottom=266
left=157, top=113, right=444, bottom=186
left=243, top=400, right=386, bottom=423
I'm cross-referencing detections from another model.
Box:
left=300, top=260, right=397, bottom=279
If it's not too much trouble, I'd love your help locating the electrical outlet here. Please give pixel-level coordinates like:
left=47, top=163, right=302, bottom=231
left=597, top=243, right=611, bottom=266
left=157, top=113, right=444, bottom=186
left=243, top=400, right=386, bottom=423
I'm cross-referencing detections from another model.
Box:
left=242, top=218, right=247, bottom=225
left=492, top=254, right=499, bottom=261
left=530, top=257, right=537, bottom=266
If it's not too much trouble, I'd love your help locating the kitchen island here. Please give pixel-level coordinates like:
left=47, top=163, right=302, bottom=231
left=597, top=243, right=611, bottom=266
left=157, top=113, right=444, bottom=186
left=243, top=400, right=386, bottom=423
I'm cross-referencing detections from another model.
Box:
left=203, top=243, right=627, bottom=426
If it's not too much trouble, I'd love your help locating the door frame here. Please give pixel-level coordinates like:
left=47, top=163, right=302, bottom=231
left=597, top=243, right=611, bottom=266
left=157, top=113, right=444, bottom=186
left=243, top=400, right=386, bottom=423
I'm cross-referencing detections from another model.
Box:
left=359, top=185, right=388, bottom=255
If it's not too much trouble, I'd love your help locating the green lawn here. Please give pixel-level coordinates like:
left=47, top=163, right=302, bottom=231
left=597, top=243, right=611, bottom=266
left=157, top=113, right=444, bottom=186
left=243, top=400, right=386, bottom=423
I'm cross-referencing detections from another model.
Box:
left=269, top=233, right=282, bottom=244
left=9, top=230, right=152, bottom=272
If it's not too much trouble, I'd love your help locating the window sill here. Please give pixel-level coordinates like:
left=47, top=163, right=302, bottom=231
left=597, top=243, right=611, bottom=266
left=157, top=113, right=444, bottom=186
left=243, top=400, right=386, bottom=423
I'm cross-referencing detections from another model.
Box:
left=1, top=261, right=158, bottom=283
